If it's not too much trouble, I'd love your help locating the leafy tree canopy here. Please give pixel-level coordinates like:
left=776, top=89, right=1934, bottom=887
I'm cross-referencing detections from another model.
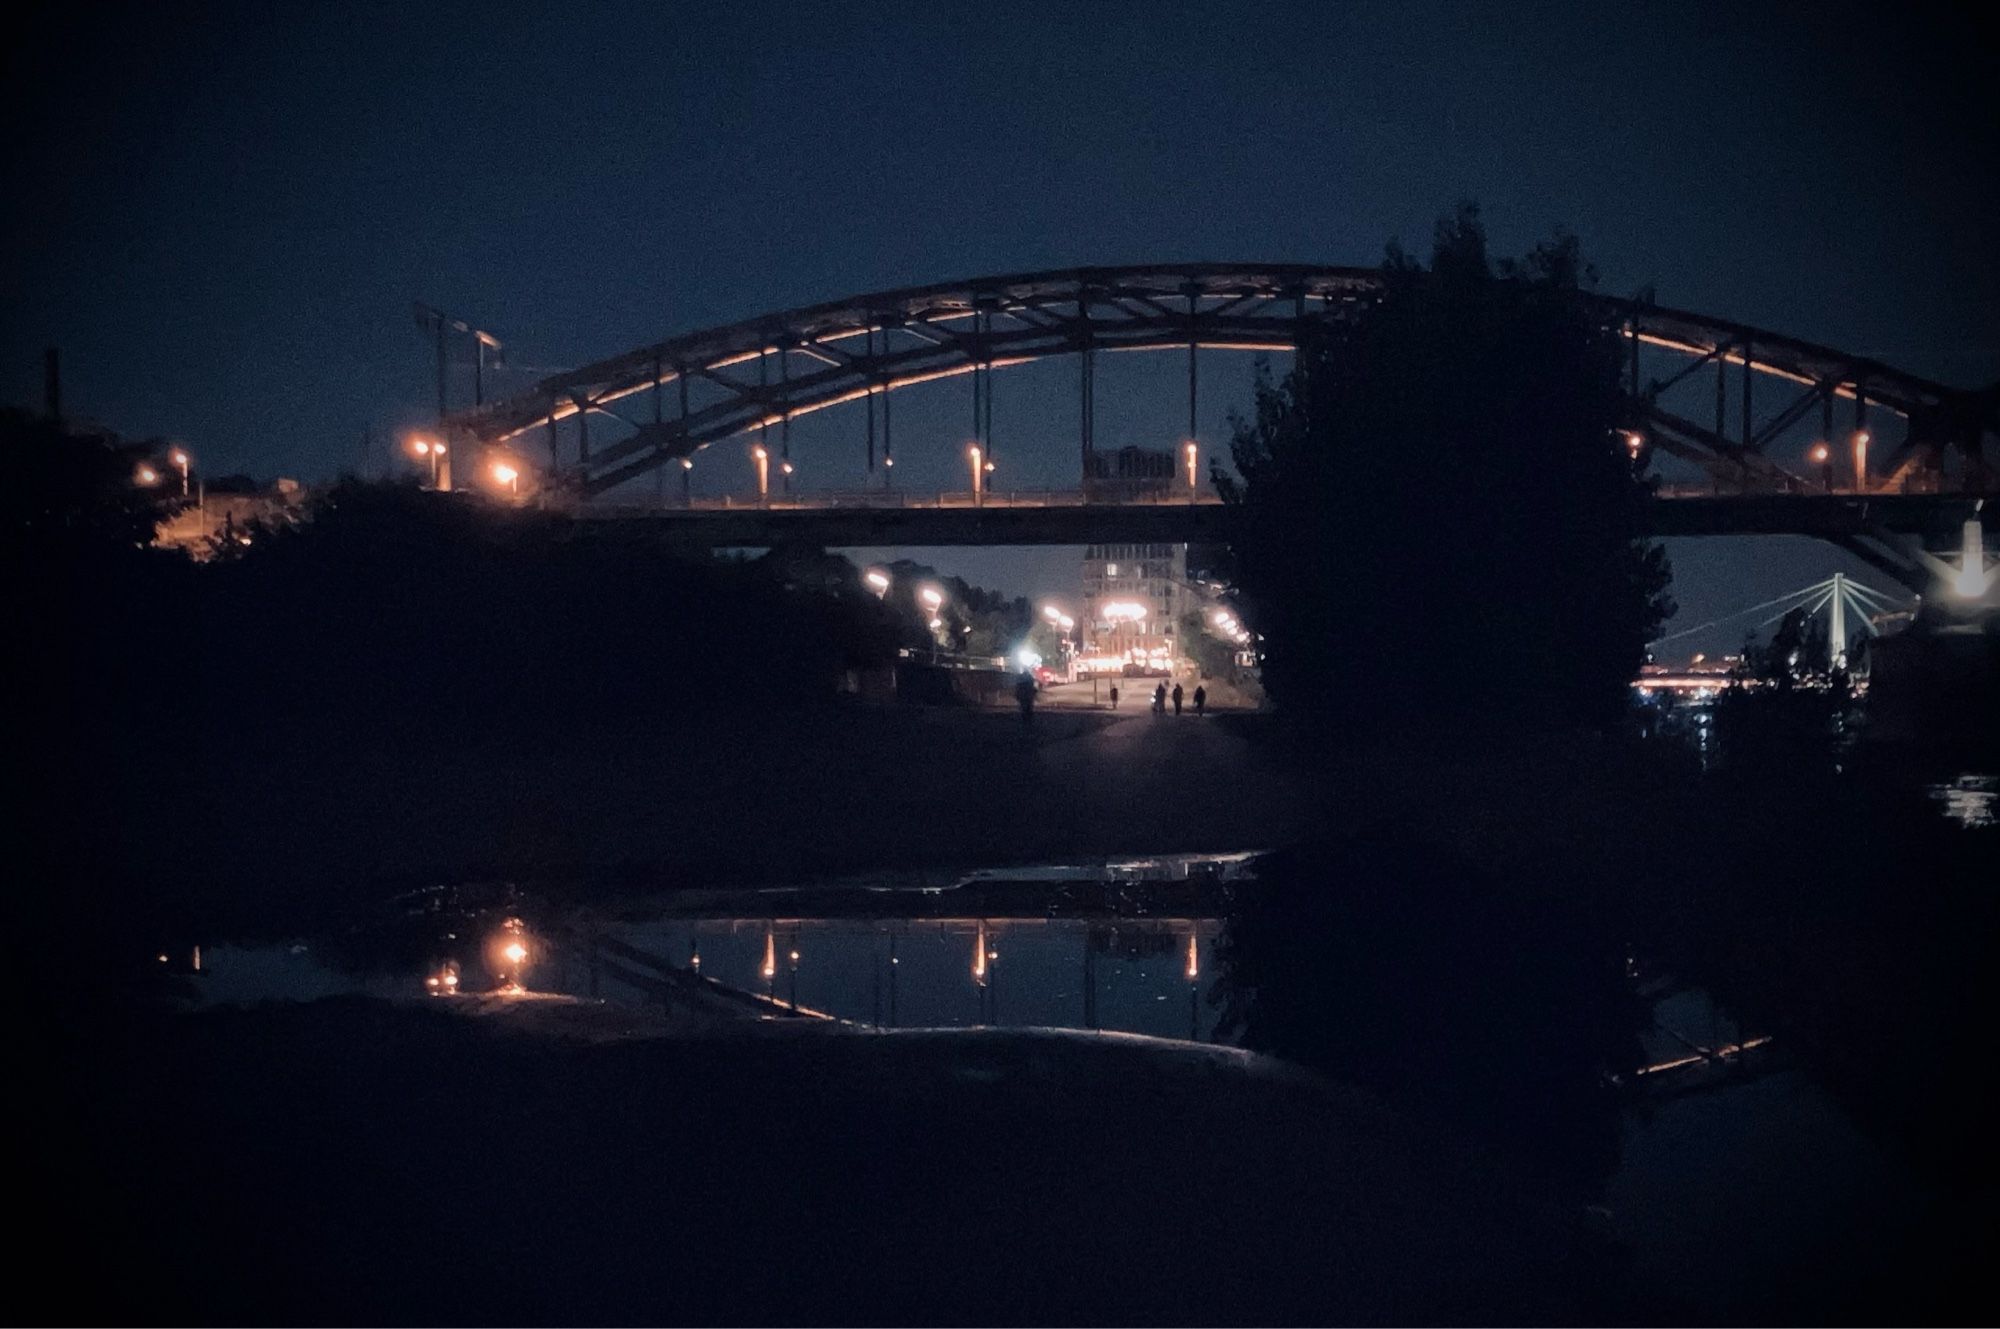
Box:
left=1219, top=204, right=1672, bottom=736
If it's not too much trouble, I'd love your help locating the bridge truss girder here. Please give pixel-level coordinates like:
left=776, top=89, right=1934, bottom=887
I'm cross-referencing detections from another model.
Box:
left=443, top=264, right=1996, bottom=502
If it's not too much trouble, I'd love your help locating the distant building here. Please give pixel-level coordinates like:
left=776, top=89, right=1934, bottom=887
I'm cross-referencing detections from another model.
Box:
left=1080, top=541, right=1186, bottom=673
left=1082, top=445, right=1177, bottom=503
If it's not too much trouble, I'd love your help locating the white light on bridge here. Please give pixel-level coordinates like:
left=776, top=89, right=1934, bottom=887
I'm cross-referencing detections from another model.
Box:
left=1956, top=519, right=1992, bottom=600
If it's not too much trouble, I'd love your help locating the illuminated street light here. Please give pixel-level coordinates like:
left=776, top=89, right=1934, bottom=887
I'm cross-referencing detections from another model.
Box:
left=1852, top=429, right=1871, bottom=492
left=968, top=444, right=984, bottom=503
left=864, top=568, right=891, bottom=597
left=491, top=461, right=520, bottom=497
left=1807, top=441, right=1833, bottom=491
left=134, top=464, right=160, bottom=487
left=1955, top=519, right=1991, bottom=600
left=409, top=435, right=446, bottom=488
left=751, top=445, right=769, bottom=502
left=679, top=455, right=694, bottom=505
left=920, top=586, right=944, bottom=612
left=1184, top=440, right=1199, bottom=494
left=1623, top=430, right=1645, bottom=461
left=169, top=448, right=192, bottom=497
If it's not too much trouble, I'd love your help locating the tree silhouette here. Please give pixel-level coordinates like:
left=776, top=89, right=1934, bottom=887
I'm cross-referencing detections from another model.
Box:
left=1217, top=205, right=1672, bottom=738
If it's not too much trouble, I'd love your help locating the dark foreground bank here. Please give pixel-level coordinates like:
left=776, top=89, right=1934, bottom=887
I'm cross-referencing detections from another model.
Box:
left=32, top=996, right=1628, bottom=1326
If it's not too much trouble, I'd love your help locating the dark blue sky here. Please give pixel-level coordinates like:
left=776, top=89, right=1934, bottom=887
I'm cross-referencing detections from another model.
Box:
left=6, top=1, right=1994, bottom=652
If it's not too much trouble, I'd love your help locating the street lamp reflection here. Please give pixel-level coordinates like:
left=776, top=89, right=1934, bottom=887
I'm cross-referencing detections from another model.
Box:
left=488, top=917, right=533, bottom=993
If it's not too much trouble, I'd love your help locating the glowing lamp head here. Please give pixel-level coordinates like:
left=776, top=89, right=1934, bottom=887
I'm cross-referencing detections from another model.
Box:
left=865, top=570, right=891, bottom=592
left=135, top=465, right=159, bottom=486
left=1808, top=442, right=1830, bottom=464
left=920, top=586, right=944, bottom=610
left=680, top=457, right=693, bottom=470
left=502, top=941, right=527, bottom=965
left=752, top=445, right=767, bottom=460
left=170, top=449, right=190, bottom=466
left=780, top=460, right=794, bottom=475
left=411, top=439, right=431, bottom=456
left=492, top=462, right=519, bottom=486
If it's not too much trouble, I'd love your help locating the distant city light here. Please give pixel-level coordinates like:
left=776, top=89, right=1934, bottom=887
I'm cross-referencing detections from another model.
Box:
left=1102, top=601, right=1148, bottom=622
left=134, top=465, right=159, bottom=486
left=865, top=569, right=891, bottom=595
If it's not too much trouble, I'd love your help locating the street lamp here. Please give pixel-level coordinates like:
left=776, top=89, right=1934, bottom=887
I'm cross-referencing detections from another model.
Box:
left=751, top=445, right=769, bottom=503
left=1852, top=429, right=1871, bottom=492
left=680, top=456, right=694, bottom=505
left=491, top=460, right=520, bottom=498
left=1184, top=440, right=1199, bottom=497
left=968, top=444, right=984, bottom=503
left=409, top=436, right=445, bottom=488
left=1623, top=430, right=1645, bottom=462
left=865, top=568, right=891, bottom=597
left=134, top=464, right=159, bottom=487
left=1807, top=441, right=1832, bottom=492
left=169, top=448, right=192, bottom=497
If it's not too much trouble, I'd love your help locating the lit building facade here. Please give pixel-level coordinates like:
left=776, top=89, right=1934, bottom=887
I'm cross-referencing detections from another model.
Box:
left=1080, top=541, right=1187, bottom=673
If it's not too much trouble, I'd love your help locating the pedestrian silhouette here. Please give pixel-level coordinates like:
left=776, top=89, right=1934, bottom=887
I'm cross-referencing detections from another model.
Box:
left=1193, top=684, right=1207, bottom=716
left=1152, top=682, right=1167, bottom=716
left=1108, top=683, right=1120, bottom=710
left=1171, top=683, right=1184, bottom=716
left=1015, top=671, right=1037, bottom=724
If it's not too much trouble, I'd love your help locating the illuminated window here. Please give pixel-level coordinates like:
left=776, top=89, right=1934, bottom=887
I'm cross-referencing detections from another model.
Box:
left=1107, top=562, right=1118, bottom=577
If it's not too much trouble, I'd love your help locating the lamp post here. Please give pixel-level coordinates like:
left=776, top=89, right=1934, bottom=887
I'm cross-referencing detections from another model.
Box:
left=1808, top=441, right=1832, bottom=492
left=920, top=585, right=945, bottom=660
left=1852, top=429, right=1871, bottom=492
left=680, top=456, right=693, bottom=505
left=410, top=437, right=446, bottom=489
left=170, top=448, right=192, bottom=498
left=1184, top=440, right=1198, bottom=500
left=865, top=569, right=891, bottom=598
left=968, top=445, right=984, bottom=504
left=752, top=445, right=769, bottom=503
left=491, top=460, right=520, bottom=499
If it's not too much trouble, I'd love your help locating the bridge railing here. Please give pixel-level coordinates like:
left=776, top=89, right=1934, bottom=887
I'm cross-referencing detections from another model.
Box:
left=583, top=488, right=1228, bottom=517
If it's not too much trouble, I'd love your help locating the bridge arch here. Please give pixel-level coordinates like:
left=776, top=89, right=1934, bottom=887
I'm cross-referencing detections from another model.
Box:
left=447, top=263, right=1993, bottom=502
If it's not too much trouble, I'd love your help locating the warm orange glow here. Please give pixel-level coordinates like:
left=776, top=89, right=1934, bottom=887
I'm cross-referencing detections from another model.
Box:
left=502, top=941, right=527, bottom=965
left=972, top=922, right=989, bottom=984
left=135, top=465, right=160, bottom=486
left=760, top=930, right=777, bottom=981
left=1185, top=932, right=1199, bottom=981
left=1807, top=442, right=1830, bottom=464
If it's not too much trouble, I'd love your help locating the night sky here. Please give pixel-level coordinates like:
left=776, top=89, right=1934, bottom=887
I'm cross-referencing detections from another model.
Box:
left=7, top=1, right=1994, bottom=654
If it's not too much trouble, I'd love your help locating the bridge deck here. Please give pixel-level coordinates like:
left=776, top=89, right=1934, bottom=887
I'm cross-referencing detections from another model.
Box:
left=577, top=489, right=1983, bottom=546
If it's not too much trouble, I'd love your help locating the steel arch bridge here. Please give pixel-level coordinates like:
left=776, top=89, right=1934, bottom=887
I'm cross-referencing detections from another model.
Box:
left=442, top=263, right=1996, bottom=586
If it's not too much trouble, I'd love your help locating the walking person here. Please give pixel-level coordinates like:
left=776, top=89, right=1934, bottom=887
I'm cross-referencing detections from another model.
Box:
left=1171, top=683, right=1184, bottom=716
left=1015, top=671, right=1037, bottom=725
left=1193, top=684, right=1207, bottom=716
left=1152, top=682, right=1167, bottom=716
left=1108, top=683, right=1120, bottom=710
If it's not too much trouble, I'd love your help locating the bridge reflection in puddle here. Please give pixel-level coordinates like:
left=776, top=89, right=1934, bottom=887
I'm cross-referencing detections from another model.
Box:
left=602, top=917, right=1223, bottom=1042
